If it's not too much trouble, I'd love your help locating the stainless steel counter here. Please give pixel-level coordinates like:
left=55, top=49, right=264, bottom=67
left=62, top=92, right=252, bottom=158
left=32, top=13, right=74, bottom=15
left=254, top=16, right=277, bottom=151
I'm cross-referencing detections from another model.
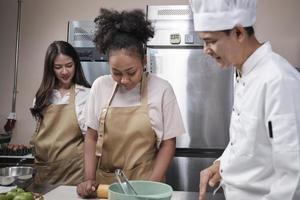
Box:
left=172, top=191, right=224, bottom=200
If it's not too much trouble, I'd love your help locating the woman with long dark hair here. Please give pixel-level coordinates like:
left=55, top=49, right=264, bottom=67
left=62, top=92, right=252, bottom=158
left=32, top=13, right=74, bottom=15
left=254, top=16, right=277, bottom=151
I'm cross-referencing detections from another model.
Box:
left=76, top=9, right=185, bottom=197
left=30, top=40, right=90, bottom=185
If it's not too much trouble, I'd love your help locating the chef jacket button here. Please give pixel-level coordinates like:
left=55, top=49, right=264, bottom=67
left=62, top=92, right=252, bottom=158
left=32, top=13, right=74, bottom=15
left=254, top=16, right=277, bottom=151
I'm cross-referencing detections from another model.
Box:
left=243, top=82, right=246, bottom=86
left=232, top=107, right=235, bottom=111
left=220, top=169, right=223, bottom=173
left=237, top=112, right=240, bottom=116
left=99, top=134, right=102, bottom=137
left=230, top=142, right=233, bottom=146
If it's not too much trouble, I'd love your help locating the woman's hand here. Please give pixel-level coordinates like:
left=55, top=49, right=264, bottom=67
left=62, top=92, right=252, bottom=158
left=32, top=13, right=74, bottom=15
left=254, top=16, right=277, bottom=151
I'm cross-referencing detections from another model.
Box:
left=78, top=127, right=99, bottom=198
left=76, top=179, right=97, bottom=198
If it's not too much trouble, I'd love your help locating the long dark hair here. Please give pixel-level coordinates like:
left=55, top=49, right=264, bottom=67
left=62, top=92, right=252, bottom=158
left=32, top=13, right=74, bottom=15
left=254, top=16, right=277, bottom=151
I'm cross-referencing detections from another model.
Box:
left=93, top=8, right=154, bottom=61
left=30, top=40, right=90, bottom=120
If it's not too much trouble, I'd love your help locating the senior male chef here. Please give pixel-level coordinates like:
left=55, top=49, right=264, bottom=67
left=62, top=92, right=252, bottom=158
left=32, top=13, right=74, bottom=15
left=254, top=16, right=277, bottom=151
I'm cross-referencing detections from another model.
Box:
left=189, top=0, right=300, bottom=199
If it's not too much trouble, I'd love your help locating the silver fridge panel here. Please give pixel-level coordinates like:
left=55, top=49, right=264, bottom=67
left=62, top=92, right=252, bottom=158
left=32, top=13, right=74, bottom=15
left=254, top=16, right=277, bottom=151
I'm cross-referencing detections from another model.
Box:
left=166, top=157, right=225, bottom=199
left=147, top=48, right=233, bottom=149
left=68, top=21, right=95, bottom=48
left=81, top=62, right=110, bottom=85
left=147, top=5, right=192, bottom=21
left=147, top=5, right=203, bottom=47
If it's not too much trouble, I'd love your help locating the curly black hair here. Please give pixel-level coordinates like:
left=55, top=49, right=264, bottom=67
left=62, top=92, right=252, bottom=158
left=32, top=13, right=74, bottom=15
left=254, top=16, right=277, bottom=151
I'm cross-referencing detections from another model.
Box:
left=94, top=8, right=154, bottom=60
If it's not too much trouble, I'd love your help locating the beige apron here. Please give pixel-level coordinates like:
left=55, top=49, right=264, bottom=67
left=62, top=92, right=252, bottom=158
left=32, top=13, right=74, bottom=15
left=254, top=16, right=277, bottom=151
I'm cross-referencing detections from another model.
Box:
left=31, top=85, right=84, bottom=185
left=95, top=73, right=157, bottom=184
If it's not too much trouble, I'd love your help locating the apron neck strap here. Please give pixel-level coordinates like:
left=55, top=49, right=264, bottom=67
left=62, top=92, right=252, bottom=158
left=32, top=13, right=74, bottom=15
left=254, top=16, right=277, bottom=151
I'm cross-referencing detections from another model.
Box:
left=140, top=72, right=148, bottom=106
left=106, top=72, right=148, bottom=107
left=106, top=83, right=118, bottom=108
left=69, top=84, right=76, bottom=104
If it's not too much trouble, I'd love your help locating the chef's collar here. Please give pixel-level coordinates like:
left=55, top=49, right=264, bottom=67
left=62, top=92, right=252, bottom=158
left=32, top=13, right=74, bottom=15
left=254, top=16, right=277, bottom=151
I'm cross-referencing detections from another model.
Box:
left=241, top=42, right=272, bottom=76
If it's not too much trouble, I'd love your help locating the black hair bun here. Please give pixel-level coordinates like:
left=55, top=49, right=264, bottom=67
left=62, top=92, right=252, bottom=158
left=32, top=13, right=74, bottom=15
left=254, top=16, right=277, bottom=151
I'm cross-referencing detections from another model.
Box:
left=94, top=8, right=154, bottom=54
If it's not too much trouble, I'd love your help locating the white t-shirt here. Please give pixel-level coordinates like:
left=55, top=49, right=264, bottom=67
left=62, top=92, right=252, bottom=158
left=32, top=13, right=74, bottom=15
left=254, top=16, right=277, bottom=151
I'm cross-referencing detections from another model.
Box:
left=85, top=74, right=185, bottom=147
left=34, top=84, right=90, bottom=133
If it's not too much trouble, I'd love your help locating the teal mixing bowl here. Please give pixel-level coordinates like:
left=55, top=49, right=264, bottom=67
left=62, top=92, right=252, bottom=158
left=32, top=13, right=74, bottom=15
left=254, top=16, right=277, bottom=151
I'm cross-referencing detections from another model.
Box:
left=108, top=180, right=173, bottom=200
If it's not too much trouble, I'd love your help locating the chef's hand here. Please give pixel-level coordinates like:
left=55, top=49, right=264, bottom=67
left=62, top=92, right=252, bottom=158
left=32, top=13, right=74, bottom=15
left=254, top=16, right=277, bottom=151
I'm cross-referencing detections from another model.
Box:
left=199, top=161, right=221, bottom=200
left=77, top=179, right=97, bottom=198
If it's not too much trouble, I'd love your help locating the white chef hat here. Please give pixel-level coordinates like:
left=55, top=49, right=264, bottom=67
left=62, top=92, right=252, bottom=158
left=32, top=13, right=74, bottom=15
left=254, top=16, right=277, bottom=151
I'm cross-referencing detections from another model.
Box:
left=190, top=0, right=257, bottom=31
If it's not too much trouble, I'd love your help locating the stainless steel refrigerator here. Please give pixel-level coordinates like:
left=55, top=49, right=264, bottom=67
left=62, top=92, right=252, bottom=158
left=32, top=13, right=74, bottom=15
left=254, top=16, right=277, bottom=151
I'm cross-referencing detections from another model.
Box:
left=68, top=21, right=110, bottom=85
left=146, top=5, right=233, bottom=194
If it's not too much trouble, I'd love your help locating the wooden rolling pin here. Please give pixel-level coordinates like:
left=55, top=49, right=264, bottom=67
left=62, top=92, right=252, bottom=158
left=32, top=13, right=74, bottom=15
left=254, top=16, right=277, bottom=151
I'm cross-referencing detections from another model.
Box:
left=96, top=184, right=109, bottom=199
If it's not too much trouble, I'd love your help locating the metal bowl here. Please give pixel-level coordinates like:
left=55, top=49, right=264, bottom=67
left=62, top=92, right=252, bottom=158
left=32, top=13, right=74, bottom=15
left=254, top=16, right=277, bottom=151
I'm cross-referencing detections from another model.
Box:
left=0, top=166, right=33, bottom=187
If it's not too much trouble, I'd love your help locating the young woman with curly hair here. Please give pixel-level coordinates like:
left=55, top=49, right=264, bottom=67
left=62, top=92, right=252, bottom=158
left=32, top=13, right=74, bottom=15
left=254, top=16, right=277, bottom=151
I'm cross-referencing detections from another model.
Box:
left=76, top=9, right=185, bottom=197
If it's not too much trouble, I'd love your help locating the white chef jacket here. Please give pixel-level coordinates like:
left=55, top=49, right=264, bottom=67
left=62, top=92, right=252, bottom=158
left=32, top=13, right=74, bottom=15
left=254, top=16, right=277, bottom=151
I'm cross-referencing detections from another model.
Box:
left=219, top=42, right=300, bottom=200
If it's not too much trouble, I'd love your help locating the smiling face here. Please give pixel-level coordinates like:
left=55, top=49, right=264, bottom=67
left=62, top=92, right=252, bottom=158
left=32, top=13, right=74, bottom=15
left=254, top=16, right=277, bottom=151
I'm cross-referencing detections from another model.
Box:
left=109, top=49, right=145, bottom=90
left=53, top=54, right=75, bottom=89
left=199, top=30, right=241, bottom=68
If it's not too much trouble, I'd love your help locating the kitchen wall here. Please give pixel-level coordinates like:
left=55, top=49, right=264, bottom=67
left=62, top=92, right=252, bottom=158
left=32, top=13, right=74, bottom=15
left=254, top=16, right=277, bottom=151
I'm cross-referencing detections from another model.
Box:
left=0, top=0, right=299, bottom=144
